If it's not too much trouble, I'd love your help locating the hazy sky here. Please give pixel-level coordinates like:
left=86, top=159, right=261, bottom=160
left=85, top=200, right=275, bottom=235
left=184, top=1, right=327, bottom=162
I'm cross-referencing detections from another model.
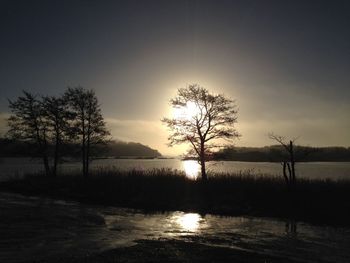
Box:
left=0, top=0, right=349, bottom=155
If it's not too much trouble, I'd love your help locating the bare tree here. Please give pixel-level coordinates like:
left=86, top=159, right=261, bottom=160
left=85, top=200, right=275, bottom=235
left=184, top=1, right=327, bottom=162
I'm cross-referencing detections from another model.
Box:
left=64, top=87, right=110, bottom=177
left=162, top=84, right=240, bottom=180
left=268, top=133, right=298, bottom=188
left=7, top=91, right=51, bottom=176
left=42, top=95, right=72, bottom=176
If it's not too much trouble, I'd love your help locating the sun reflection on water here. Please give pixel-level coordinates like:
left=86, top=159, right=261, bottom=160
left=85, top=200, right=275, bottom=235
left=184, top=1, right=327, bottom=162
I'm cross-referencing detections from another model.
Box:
left=183, top=160, right=200, bottom=180
left=175, top=213, right=203, bottom=232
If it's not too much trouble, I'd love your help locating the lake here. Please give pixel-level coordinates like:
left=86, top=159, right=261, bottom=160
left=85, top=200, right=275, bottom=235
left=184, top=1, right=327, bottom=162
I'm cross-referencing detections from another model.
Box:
left=1, top=157, right=350, bottom=181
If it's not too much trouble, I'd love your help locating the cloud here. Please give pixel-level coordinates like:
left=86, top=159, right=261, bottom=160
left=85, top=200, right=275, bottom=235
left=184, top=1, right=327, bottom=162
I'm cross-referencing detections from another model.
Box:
left=237, top=117, right=350, bottom=147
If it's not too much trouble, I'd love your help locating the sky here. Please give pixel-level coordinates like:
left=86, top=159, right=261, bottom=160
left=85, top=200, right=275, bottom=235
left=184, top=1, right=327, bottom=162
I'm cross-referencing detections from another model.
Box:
left=0, top=0, right=349, bottom=155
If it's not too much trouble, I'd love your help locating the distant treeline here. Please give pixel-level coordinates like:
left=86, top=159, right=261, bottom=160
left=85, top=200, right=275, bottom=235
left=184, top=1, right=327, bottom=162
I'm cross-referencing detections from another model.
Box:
left=213, top=145, right=350, bottom=162
left=0, top=138, right=161, bottom=159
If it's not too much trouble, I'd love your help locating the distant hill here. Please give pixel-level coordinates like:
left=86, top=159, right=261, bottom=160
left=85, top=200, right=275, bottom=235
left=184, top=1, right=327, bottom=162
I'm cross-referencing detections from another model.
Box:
left=213, top=145, right=350, bottom=162
left=101, top=140, right=161, bottom=158
left=0, top=138, right=161, bottom=158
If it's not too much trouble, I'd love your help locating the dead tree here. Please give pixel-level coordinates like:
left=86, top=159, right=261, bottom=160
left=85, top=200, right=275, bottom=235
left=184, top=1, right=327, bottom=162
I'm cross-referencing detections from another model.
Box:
left=269, top=133, right=297, bottom=188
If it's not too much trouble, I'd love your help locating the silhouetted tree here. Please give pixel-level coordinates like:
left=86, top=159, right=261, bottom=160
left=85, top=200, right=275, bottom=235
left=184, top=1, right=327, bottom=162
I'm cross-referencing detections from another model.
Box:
left=42, top=95, right=72, bottom=176
left=7, top=91, right=51, bottom=176
left=269, top=133, right=298, bottom=188
left=162, top=84, right=240, bottom=180
left=64, top=87, right=110, bottom=177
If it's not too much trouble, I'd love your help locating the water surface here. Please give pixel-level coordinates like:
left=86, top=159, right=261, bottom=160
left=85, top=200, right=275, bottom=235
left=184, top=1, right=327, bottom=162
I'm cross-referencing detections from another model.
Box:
left=1, top=157, right=350, bottom=181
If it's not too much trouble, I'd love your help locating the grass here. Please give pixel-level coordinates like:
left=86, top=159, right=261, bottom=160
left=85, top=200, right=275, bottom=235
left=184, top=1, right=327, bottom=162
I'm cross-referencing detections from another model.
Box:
left=1, top=168, right=350, bottom=226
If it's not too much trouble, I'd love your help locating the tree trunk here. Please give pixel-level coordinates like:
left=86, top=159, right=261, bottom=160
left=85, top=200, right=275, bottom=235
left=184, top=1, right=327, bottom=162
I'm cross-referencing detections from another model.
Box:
left=82, top=113, right=86, bottom=178
left=85, top=108, right=92, bottom=178
left=287, top=162, right=292, bottom=183
left=35, top=125, right=50, bottom=176
left=42, top=132, right=51, bottom=177
left=38, top=139, right=50, bottom=176
left=200, top=141, right=207, bottom=180
left=289, top=141, right=296, bottom=186
left=86, top=134, right=90, bottom=178
left=200, top=158, right=207, bottom=180
left=53, top=133, right=59, bottom=177
left=82, top=138, right=86, bottom=177
left=43, top=155, right=50, bottom=176
left=282, top=162, right=289, bottom=186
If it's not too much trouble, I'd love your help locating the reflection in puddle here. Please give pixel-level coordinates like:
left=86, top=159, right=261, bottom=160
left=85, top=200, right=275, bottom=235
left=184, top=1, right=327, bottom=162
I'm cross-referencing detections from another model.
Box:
left=183, top=160, right=200, bottom=179
left=285, top=220, right=297, bottom=236
left=174, top=213, right=202, bottom=232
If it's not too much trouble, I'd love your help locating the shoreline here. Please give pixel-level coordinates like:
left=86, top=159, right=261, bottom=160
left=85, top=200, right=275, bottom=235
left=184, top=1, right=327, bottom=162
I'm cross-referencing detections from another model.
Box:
left=1, top=190, right=347, bottom=263
left=1, top=169, right=350, bottom=226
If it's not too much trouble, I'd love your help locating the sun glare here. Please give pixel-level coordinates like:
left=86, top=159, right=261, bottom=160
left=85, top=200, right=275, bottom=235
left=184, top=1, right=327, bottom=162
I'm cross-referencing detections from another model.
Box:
left=183, top=160, right=200, bottom=180
left=172, top=101, right=201, bottom=120
left=176, top=213, right=202, bottom=232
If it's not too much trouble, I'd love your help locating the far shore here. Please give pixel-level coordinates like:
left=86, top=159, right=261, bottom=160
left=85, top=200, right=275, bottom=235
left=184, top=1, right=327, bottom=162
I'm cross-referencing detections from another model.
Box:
left=2, top=155, right=350, bottom=162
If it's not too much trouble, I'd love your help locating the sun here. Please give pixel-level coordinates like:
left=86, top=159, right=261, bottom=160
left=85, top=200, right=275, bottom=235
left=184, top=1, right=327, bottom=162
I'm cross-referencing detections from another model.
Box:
left=172, top=101, right=201, bottom=120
